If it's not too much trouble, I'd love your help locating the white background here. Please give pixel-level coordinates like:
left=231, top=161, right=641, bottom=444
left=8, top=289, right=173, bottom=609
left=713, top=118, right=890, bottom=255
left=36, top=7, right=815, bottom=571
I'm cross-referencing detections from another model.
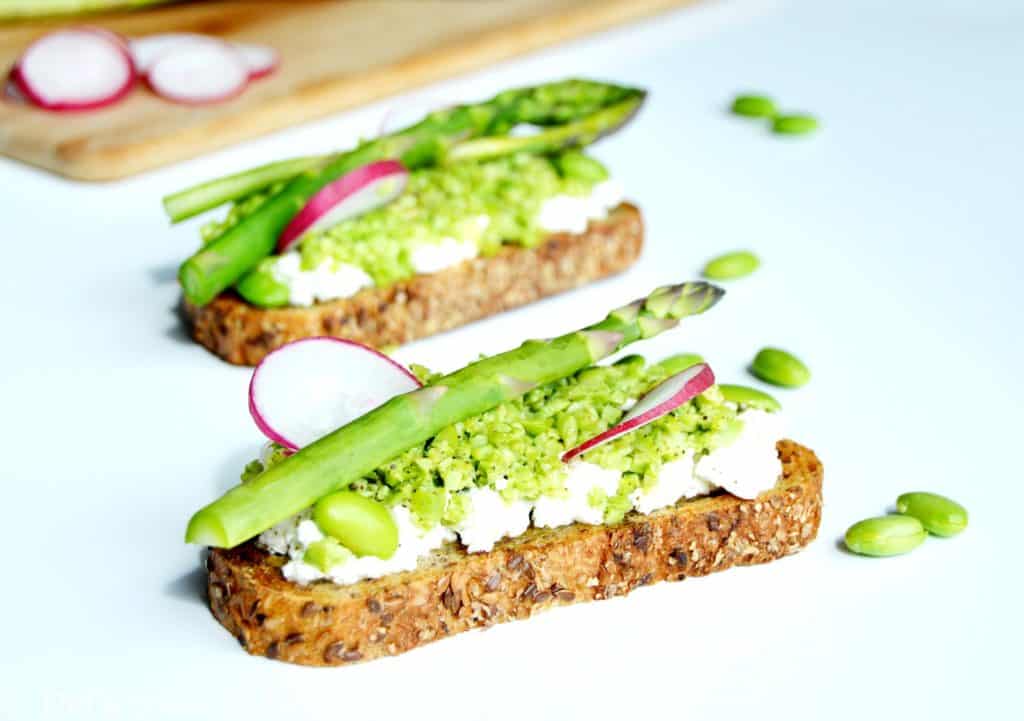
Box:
left=2, top=0, right=1021, bottom=718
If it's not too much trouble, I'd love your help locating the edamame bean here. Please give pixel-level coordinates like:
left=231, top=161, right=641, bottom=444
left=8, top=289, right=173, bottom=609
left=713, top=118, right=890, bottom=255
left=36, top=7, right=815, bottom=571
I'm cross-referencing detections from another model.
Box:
left=749, top=347, right=811, bottom=388
left=702, top=250, right=760, bottom=280
left=731, top=94, right=777, bottom=118
left=313, top=491, right=399, bottom=559
left=718, top=384, right=782, bottom=412
left=657, top=353, right=705, bottom=375
left=772, top=114, right=819, bottom=135
left=844, top=515, right=926, bottom=557
left=304, top=538, right=352, bottom=572
left=896, top=492, right=968, bottom=537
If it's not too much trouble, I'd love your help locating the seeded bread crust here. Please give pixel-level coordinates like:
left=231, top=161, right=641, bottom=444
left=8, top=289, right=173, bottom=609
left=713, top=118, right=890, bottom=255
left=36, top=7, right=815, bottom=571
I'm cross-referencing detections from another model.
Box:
left=184, top=202, right=643, bottom=366
left=206, top=439, right=823, bottom=666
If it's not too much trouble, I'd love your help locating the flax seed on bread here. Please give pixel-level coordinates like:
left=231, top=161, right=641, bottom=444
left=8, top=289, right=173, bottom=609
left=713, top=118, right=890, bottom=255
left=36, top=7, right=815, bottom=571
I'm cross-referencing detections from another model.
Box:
left=184, top=203, right=643, bottom=366
left=206, top=439, right=822, bottom=666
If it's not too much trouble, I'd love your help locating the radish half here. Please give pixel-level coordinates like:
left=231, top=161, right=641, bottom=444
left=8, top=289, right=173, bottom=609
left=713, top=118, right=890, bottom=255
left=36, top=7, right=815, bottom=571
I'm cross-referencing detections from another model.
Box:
left=561, top=363, right=716, bottom=463
left=278, top=160, right=409, bottom=252
left=234, top=43, right=279, bottom=80
left=12, top=28, right=136, bottom=112
left=248, top=337, right=422, bottom=450
left=146, top=40, right=249, bottom=105
left=132, top=34, right=279, bottom=80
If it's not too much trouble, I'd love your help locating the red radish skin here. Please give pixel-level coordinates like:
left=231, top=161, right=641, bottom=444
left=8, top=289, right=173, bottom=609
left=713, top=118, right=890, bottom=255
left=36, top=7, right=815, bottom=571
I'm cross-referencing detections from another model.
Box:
left=234, top=43, right=279, bottom=80
left=278, top=160, right=409, bottom=252
left=13, top=28, right=136, bottom=112
left=146, top=40, right=249, bottom=106
left=248, top=336, right=421, bottom=450
left=561, top=363, right=716, bottom=463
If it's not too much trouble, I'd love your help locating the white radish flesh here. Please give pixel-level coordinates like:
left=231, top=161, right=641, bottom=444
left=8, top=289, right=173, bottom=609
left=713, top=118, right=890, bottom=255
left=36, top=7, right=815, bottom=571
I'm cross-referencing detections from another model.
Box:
left=278, top=160, right=409, bottom=252
left=147, top=40, right=249, bottom=105
left=129, top=32, right=207, bottom=72
left=234, top=43, right=279, bottom=79
left=13, top=28, right=135, bottom=111
left=248, top=337, right=422, bottom=450
left=561, top=363, right=716, bottom=463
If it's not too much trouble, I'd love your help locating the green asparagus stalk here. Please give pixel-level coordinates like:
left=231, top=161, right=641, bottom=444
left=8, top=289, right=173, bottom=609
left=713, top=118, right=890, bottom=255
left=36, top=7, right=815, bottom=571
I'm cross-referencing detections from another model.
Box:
left=162, top=155, right=327, bottom=224
left=0, top=0, right=176, bottom=19
left=185, top=281, right=723, bottom=548
left=177, top=79, right=646, bottom=307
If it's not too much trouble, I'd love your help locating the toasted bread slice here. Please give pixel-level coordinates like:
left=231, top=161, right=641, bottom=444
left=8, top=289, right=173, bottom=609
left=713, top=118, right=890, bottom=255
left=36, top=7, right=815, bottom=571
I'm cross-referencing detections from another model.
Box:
left=206, top=440, right=822, bottom=666
left=185, top=203, right=643, bottom=366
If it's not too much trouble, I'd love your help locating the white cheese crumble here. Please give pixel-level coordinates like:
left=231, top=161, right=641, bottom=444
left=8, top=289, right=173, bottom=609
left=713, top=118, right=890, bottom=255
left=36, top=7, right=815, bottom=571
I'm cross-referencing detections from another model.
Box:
left=410, top=236, right=479, bottom=274
left=532, top=462, right=622, bottom=528
left=694, top=410, right=785, bottom=499
left=629, top=451, right=714, bottom=515
left=270, top=252, right=374, bottom=307
left=536, top=179, right=624, bottom=234
left=454, top=487, right=532, bottom=553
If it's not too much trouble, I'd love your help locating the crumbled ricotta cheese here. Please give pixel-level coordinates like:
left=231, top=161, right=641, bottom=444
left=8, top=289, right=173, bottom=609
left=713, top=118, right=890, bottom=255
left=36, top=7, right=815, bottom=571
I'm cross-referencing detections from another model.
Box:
left=532, top=462, right=621, bottom=528
left=694, top=410, right=784, bottom=499
left=270, top=252, right=374, bottom=307
left=629, top=451, right=714, bottom=515
left=410, top=236, right=479, bottom=274
left=537, top=179, right=624, bottom=234
left=454, top=487, right=532, bottom=553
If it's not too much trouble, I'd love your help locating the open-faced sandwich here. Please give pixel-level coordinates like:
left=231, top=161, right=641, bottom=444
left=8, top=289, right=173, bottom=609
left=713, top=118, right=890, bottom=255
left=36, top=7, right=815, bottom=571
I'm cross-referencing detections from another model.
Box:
left=187, top=282, right=823, bottom=666
left=167, top=79, right=647, bottom=365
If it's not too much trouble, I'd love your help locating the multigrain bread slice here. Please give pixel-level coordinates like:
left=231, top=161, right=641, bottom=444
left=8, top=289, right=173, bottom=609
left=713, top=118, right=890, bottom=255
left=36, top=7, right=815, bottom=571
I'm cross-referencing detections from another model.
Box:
left=185, top=203, right=643, bottom=366
left=207, top=440, right=823, bottom=666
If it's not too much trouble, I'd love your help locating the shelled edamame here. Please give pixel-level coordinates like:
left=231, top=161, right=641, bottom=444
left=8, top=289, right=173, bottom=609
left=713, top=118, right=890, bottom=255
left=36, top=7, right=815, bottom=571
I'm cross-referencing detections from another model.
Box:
left=844, top=492, right=968, bottom=557
left=729, top=92, right=819, bottom=136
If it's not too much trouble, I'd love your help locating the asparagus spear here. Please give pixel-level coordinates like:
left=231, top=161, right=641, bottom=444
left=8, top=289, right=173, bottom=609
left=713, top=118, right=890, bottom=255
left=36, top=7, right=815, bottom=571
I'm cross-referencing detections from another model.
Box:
left=0, top=0, right=175, bottom=18
left=162, top=155, right=327, bottom=224
left=177, top=79, right=646, bottom=307
left=186, top=281, right=723, bottom=548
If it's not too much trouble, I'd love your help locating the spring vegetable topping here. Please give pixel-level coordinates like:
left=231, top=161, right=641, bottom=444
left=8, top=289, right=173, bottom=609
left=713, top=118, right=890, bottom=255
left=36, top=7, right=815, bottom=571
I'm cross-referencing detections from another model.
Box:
left=249, top=337, right=421, bottom=450
left=896, top=492, right=968, bottom=537
left=844, top=516, right=927, bottom=557
left=718, top=384, right=781, bottom=412
left=749, top=347, right=811, bottom=388
left=702, top=250, right=760, bottom=281
left=234, top=42, right=280, bottom=79
left=11, top=27, right=135, bottom=112
left=731, top=94, right=777, bottom=118
left=278, top=160, right=410, bottom=252
left=174, top=79, right=646, bottom=306
left=185, top=281, right=723, bottom=548
left=772, top=114, right=819, bottom=135
left=562, top=363, right=715, bottom=463
left=313, top=491, right=400, bottom=559
left=146, top=40, right=249, bottom=106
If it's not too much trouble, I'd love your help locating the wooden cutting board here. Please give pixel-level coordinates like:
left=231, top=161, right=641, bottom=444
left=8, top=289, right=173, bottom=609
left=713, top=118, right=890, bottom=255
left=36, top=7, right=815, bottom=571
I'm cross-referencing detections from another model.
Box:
left=0, top=0, right=696, bottom=181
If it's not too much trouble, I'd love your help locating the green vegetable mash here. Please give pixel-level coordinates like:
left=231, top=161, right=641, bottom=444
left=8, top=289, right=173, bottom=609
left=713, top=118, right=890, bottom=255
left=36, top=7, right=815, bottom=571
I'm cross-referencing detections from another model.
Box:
left=200, top=152, right=608, bottom=307
left=243, top=354, right=747, bottom=531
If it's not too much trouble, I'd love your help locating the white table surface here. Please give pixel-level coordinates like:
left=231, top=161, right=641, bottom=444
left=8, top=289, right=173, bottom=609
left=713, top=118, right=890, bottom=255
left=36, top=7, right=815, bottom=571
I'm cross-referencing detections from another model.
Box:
left=2, top=0, right=1021, bottom=718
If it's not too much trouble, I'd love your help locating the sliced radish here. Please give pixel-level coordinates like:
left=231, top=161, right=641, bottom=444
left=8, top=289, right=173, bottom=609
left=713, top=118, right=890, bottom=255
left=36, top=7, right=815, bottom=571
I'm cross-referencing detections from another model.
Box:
left=129, top=32, right=207, bottom=73
left=278, top=160, right=409, bottom=252
left=249, top=337, right=422, bottom=450
left=234, top=43, right=279, bottom=80
left=146, top=40, right=249, bottom=105
left=12, top=28, right=135, bottom=112
left=561, top=363, right=716, bottom=463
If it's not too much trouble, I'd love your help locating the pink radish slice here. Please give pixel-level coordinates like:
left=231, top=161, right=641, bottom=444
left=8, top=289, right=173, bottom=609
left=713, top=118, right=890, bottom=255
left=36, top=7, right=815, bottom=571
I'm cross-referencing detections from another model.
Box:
left=147, top=40, right=249, bottom=105
left=129, top=32, right=207, bottom=73
left=12, top=28, right=136, bottom=111
left=234, top=43, right=279, bottom=79
left=561, top=363, right=716, bottom=463
left=278, top=159, right=409, bottom=252
left=248, top=337, right=422, bottom=450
